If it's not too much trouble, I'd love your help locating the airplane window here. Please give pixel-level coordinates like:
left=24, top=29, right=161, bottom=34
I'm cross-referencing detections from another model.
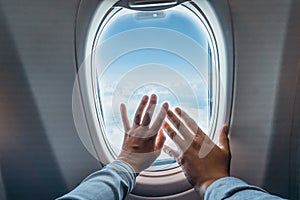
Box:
left=91, top=3, right=219, bottom=171
left=75, top=0, right=232, bottom=197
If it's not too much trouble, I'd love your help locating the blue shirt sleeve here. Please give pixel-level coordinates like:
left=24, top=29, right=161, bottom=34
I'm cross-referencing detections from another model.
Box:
left=204, top=177, right=287, bottom=200
left=56, top=160, right=136, bottom=200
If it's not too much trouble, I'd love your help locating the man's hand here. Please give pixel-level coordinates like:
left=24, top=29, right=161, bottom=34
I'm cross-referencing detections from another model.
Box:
left=118, top=94, right=168, bottom=174
left=163, top=108, right=231, bottom=197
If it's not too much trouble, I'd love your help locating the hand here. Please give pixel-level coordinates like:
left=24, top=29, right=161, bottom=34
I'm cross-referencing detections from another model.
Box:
left=162, top=108, right=231, bottom=197
left=118, top=94, right=168, bottom=175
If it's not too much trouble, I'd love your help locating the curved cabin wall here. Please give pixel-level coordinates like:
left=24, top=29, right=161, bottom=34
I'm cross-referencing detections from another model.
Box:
left=229, top=0, right=300, bottom=198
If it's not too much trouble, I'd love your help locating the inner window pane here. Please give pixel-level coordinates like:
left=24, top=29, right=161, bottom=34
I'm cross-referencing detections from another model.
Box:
left=94, top=5, right=214, bottom=171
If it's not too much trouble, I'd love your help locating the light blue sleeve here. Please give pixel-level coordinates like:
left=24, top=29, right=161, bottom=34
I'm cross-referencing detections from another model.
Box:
left=205, top=177, right=287, bottom=200
left=56, top=160, right=136, bottom=200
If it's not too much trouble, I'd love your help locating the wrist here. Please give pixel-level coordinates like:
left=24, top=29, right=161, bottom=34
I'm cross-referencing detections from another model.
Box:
left=117, top=157, right=140, bottom=177
left=196, top=178, right=217, bottom=199
left=118, top=149, right=161, bottom=175
left=196, top=175, right=229, bottom=199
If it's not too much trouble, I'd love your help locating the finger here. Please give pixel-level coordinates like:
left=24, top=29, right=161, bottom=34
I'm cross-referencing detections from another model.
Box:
left=120, top=104, right=130, bottom=132
left=151, top=102, right=169, bottom=132
left=141, top=94, right=157, bottom=126
left=218, top=125, right=230, bottom=155
left=166, top=109, right=194, bottom=144
left=133, top=95, right=149, bottom=128
left=155, top=129, right=166, bottom=150
left=175, top=107, right=205, bottom=137
left=163, top=122, right=186, bottom=150
left=163, top=145, right=180, bottom=160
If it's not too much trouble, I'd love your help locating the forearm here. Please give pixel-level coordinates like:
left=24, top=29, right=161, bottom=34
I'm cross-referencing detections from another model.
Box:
left=204, top=177, right=286, bottom=200
left=56, top=160, right=136, bottom=200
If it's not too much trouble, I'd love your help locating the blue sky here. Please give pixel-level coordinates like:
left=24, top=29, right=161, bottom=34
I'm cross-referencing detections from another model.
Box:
left=95, top=5, right=212, bottom=164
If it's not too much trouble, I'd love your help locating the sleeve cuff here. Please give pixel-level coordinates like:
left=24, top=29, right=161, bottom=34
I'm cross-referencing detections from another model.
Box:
left=204, top=177, right=267, bottom=200
left=104, top=160, right=136, bottom=191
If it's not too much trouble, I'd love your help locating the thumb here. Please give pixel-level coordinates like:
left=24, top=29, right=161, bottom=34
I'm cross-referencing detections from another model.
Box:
left=155, top=129, right=166, bottom=150
left=218, top=125, right=230, bottom=155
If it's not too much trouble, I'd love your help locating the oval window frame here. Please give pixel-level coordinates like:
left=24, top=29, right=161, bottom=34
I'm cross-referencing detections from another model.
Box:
left=77, top=0, right=233, bottom=198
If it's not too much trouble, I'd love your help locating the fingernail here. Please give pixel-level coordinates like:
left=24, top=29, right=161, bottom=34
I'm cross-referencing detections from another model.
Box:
left=151, top=94, right=157, bottom=100
left=143, top=95, right=149, bottom=101
left=167, top=110, right=173, bottom=116
left=163, top=102, right=169, bottom=109
left=175, top=107, right=180, bottom=113
left=224, top=125, right=229, bottom=134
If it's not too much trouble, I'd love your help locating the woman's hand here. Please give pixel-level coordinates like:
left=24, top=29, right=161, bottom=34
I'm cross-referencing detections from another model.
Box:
left=118, top=94, right=168, bottom=174
left=163, top=108, right=231, bottom=197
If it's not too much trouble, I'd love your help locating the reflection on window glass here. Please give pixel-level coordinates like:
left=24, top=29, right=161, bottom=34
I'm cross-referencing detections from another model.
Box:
left=94, top=5, right=215, bottom=171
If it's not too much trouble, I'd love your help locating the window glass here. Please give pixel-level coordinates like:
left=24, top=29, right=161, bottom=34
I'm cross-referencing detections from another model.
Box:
left=93, top=5, right=215, bottom=171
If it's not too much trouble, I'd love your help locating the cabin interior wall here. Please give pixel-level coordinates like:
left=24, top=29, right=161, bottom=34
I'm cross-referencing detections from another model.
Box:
left=0, top=0, right=299, bottom=199
left=228, top=0, right=293, bottom=198
left=0, top=0, right=100, bottom=199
